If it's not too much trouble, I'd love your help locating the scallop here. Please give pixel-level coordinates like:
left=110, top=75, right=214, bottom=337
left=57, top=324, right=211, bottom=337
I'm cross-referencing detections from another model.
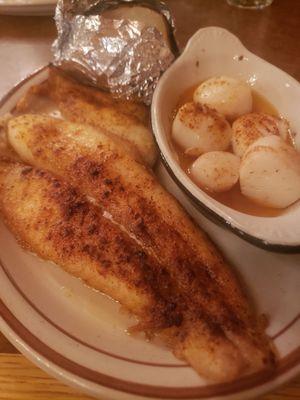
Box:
left=191, top=151, right=240, bottom=193
left=193, top=76, right=252, bottom=120
left=172, top=103, right=232, bottom=156
left=232, top=113, right=291, bottom=157
left=240, top=135, right=300, bottom=208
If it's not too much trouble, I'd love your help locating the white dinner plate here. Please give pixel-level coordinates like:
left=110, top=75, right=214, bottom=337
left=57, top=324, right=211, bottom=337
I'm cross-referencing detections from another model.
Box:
left=0, top=65, right=299, bottom=400
left=0, top=0, right=56, bottom=16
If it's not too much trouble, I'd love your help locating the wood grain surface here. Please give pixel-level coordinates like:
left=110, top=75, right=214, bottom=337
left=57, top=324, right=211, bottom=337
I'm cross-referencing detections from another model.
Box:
left=0, top=0, right=299, bottom=399
left=0, top=333, right=299, bottom=400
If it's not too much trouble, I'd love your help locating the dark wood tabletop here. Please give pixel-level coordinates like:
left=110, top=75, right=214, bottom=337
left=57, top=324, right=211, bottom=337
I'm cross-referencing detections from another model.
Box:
left=0, top=0, right=299, bottom=83
left=168, top=0, right=300, bottom=81
left=0, top=0, right=299, bottom=399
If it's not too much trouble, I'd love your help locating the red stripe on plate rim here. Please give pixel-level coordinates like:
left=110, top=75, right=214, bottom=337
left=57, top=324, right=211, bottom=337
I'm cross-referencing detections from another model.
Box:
left=0, top=67, right=300, bottom=398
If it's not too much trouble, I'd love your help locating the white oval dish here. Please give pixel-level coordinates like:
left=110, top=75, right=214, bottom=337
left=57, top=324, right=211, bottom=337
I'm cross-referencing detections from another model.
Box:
left=0, top=67, right=300, bottom=400
left=151, top=27, right=300, bottom=252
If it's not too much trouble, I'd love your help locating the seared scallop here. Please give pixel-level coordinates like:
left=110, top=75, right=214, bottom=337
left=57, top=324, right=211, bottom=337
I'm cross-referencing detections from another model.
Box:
left=191, top=151, right=240, bottom=193
left=240, top=135, right=300, bottom=208
left=193, top=76, right=252, bottom=120
left=232, top=113, right=291, bottom=158
left=172, top=103, right=232, bottom=156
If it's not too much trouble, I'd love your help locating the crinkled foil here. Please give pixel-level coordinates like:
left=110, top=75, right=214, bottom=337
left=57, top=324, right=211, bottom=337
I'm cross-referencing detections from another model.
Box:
left=52, top=0, right=177, bottom=104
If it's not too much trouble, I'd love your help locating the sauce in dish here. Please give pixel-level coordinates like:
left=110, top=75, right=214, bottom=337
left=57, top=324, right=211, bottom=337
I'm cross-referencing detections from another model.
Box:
left=171, top=82, right=299, bottom=217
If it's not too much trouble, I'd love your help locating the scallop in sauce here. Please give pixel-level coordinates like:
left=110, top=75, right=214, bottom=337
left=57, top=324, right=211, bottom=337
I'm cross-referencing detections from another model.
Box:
left=171, top=84, right=287, bottom=217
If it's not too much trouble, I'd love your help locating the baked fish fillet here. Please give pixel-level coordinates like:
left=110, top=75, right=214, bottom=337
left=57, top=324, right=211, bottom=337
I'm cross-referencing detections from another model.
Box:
left=46, top=67, right=157, bottom=168
left=0, top=161, right=179, bottom=324
left=0, top=161, right=250, bottom=382
left=7, top=114, right=276, bottom=378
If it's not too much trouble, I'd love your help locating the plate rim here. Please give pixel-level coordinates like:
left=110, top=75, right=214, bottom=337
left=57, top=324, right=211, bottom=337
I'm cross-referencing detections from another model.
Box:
left=0, top=0, right=55, bottom=16
left=0, top=0, right=56, bottom=6
left=1, top=267, right=299, bottom=400
left=0, top=63, right=300, bottom=400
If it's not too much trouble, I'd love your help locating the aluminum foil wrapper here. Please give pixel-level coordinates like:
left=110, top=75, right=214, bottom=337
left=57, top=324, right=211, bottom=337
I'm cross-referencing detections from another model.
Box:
left=52, top=0, right=177, bottom=104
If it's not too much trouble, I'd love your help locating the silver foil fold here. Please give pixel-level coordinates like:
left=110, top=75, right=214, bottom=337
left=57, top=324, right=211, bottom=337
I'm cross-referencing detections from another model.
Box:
left=52, top=0, right=177, bottom=104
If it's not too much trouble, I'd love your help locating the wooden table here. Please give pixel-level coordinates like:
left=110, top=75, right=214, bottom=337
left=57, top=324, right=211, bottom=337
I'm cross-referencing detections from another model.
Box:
left=0, top=0, right=299, bottom=398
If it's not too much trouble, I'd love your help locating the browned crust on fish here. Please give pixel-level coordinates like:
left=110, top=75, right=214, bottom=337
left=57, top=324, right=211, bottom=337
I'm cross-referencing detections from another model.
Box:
left=0, top=161, right=183, bottom=331
left=6, top=115, right=276, bottom=380
left=0, top=161, right=256, bottom=382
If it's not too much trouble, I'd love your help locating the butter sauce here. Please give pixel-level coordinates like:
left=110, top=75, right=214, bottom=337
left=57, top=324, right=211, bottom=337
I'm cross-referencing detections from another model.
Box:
left=172, top=85, right=283, bottom=217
